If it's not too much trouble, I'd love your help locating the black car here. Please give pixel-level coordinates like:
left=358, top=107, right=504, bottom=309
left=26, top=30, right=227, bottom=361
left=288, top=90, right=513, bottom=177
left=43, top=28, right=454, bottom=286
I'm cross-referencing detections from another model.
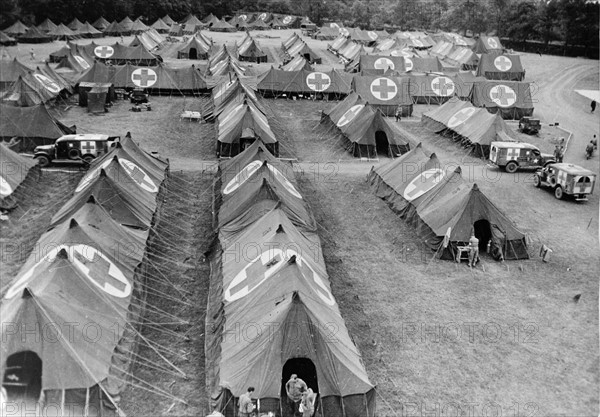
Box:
left=129, top=88, right=149, bottom=104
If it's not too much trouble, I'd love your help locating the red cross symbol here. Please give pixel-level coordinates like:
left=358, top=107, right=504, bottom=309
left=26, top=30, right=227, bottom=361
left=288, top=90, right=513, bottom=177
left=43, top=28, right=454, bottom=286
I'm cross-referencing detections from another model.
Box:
left=306, top=72, right=331, bottom=92
left=448, top=108, right=476, bottom=128
left=131, top=68, right=157, bottom=87
left=130, top=165, right=155, bottom=190
left=228, top=251, right=283, bottom=299
left=368, top=31, right=378, bottom=40
left=81, top=141, right=96, bottom=155
left=374, top=58, right=394, bottom=71
left=34, top=74, right=60, bottom=93
left=94, top=45, right=114, bottom=58
left=494, top=56, right=512, bottom=72
left=337, top=104, right=364, bottom=127
left=487, top=38, right=499, bottom=48
left=506, top=148, right=520, bottom=159
left=431, top=77, right=455, bottom=97
left=404, top=57, right=413, bottom=71
left=370, top=77, right=397, bottom=101
left=283, top=16, right=292, bottom=24
left=490, top=85, right=516, bottom=107
left=403, top=169, right=445, bottom=201
left=74, top=250, right=129, bottom=294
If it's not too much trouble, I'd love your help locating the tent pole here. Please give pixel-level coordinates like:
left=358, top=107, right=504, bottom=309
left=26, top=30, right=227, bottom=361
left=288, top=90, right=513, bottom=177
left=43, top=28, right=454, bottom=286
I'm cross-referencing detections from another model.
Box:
left=84, top=387, right=90, bottom=417
left=61, top=389, right=65, bottom=416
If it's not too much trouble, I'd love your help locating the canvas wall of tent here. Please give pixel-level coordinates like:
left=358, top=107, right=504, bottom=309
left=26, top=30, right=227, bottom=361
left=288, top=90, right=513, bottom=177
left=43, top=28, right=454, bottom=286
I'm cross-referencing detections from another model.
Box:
left=368, top=143, right=529, bottom=260
left=257, top=68, right=352, bottom=99
left=206, top=140, right=376, bottom=417
left=1, top=136, right=171, bottom=416
left=0, top=142, right=40, bottom=211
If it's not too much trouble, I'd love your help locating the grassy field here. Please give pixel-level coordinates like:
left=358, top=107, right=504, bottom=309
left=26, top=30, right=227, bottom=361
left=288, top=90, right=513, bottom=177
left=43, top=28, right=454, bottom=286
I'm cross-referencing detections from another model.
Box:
left=0, top=30, right=598, bottom=416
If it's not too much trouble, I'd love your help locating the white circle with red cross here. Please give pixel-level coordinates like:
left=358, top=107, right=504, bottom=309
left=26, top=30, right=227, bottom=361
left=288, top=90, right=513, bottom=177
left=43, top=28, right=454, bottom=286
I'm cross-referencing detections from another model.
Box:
left=368, top=31, right=378, bottom=40
left=404, top=57, right=414, bottom=71
left=259, top=13, right=267, bottom=20
left=489, top=84, right=517, bottom=107
left=306, top=72, right=331, bottom=92
left=412, top=38, right=424, bottom=47
left=4, top=244, right=131, bottom=299
left=337, top=104, right=364, bottom=128
left=131, top=68, right=157, bottom=87
left=340, top=28, right=349, bottom=36
left=94, top=45, right=114, bottom=58
left=403, top=168, right=445, bottom=201
left=283, top=16, right=292, bottom=24
left=74, top=55, right=90, bottom=70
left=431, top=76, right=455, bottom=97
left=379, top=39, right=394, bottom=50
left=267, top=164, right=302, bottom=199
left=330, top=23, right=339, bottom=29
left=239, top=14, right=247, bottom=21
left=225, top=248, right=335, bottom=305
left=374, top=57, right=395, bottom=71
left=448, top=107, right=478, bottom=128
left=487, top=37, right=499, bottom=48
left=494, top=56, right=512, bottom=72
left=370, top=77, right=397, bottom=101
left=0, top=176, right=12, bottom=197
left=33, top=74, right=60, bottom=94
left=453, top=35, right=466, bottom=46
left=119, top=158, right=158, bottom=193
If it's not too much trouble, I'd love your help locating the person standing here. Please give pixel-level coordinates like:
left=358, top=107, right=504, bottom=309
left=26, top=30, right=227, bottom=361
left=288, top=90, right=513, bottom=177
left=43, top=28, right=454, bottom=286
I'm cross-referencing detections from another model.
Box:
left=591, top=100, right=596, bottom=114
left=286, top=374, right=307, bottom=417
left=300, top=387, right=317, bottom=417
left=238, top=387, right=255, bottom=417
left=468, top=234, right=479, bottom=267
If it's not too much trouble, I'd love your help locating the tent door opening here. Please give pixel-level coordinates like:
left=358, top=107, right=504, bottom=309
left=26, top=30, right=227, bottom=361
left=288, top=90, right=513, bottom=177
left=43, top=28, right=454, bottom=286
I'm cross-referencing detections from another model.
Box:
left=303, top=53, right=311, bottom=62
left=189, top=48, right=197, bottom=60
left=375, top=130, right=389, bottom=156
left=3, top=351, right=42, bottom=401
left=281, top=357, right=319, bottom=395
left=473, top=219, right=492, bottom=251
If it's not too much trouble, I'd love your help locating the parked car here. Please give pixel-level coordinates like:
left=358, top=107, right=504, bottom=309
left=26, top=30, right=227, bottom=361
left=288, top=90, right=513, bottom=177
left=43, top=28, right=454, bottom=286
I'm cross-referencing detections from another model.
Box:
left=489, top=141, right=555, bottom=173
left=518, top=117, right=541, bottom=135
left=33, top=134, right=120, bottom=167
left=533, top=163, right=596, bottom=201
left=129, top=88, right=149, bottom=104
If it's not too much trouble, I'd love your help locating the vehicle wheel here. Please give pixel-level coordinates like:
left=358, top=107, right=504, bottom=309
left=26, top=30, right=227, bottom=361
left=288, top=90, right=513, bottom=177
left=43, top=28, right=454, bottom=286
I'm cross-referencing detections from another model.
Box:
left=554, top=186, right=564, bottom=200
left=505, top=161, right=518, bottom=173
left=533, top=174, right=541, bottom=188
left=68, top=148, right=81, bottom=159
left=36, top=155, right=50, bottom=167
left=82, top=155, right=94, bottom=165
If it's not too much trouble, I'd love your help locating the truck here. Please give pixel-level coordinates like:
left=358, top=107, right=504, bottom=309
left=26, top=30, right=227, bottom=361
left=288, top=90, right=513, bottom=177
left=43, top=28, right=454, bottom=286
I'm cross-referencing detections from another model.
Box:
left=33, top=134, right=120, bottom=167
left=533, top=163, right=596, bottom=201
left=489, top=141, right=555, bottom=173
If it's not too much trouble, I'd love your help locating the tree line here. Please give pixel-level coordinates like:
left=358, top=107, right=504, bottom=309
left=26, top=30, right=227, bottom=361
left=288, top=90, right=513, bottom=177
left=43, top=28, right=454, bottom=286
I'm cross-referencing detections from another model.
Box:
left=1, top=0, right=598, bottom=52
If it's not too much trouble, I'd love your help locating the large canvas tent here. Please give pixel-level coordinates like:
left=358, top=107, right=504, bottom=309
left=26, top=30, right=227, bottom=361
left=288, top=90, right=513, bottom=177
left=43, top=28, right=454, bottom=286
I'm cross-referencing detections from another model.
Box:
left=176, top=35, right=210, bottom=59
left=0, top=104, right=75, bottom=152
left=18, top=26, right=53, bottom=43
left=368, top=144, right=529, bottom=260
left=472, top=36, right=503, bottom=54
left=476, top=53, right=525, bottom=81
left=351, top=75, right=412, bottom=116
left=4, top=21, right=29, bottom=37
left=206, top=141, right=376, bottom=417
left=470, top=80, right=534, bottom=119
left=257, top=68, right=352, bottom=99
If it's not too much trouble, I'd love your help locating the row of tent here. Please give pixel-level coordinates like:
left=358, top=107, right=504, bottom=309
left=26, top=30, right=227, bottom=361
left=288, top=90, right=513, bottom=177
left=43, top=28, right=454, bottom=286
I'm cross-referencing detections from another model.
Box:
left=0, top=135, right=170, bottom=415
left=280, top=32, right=321, bottom=69
left=321, top=91, right=410, bottom=158
left=368, top=142, right=529, bottom=260
left=206, top=139, right=376, bottom=416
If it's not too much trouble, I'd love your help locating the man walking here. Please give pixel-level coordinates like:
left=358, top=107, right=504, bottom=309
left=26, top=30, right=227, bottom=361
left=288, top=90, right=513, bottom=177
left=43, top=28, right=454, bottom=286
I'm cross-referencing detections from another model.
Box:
left=468, top=234, right=479, bottom=267
left=286, top=374, right=307, bottom=417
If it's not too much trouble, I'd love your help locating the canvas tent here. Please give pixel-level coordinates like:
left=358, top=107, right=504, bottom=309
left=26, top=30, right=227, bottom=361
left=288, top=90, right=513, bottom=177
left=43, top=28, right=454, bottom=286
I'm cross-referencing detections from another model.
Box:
left=257, top=68, right=352, bottom=99
left=0, top=32, right=17, bottom=46
left=0, top=142, right=39, bottom=210
left=368, top=144, right=529, bottom=260
left=4, top=21, right=29, bottom=37
left=470, top=80, right=534, bottom=119
left=36, top=18, right=58, bottom=34
left=48, top=23, right=79, bottom=40
left=472, top=36, right=503, bottom=54
left=409, top=75, right=460, bottom=105
left=151, top=18, right=170, bottom=33
left=351, top=75, right=412, bottom=116
left=18, top=26, right=53, bottom=43
left=237, top=34, right=267, bottom=63
left=206, top=140, right=376, bottom=416
left=93, top=16, right=110, bottom=31
left=209, top=20, right=236, bottom=32
left=358, top=55, right=405, bottom=76
left=0, top=58, right=33, bottom=90
left=421, top=99, right=518, bottom=156
left=176, top=35, right=210, bottom=59
left=476, top=53, right=525, bottom=81
left=0, top=104, right=75, bottom=152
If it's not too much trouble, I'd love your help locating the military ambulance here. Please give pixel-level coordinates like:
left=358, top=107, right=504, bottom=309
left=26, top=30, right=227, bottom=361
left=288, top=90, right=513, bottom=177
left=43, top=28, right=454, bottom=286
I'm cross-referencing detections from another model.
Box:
left=34, top=134, right=119, bottom=167
left=489, top=141, right=555, bottom=173
left=533, top=163, right=596, bottom=201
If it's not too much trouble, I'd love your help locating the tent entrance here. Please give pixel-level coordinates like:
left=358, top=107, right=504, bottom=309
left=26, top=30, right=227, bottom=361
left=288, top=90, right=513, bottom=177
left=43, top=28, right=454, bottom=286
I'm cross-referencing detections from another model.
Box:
left=473, top=219, right=492, bottom=251
left=189, top=47, right=197, bottom=60
left=375, top=130, right=389, bottom=156
left=281, top=358, right=319, bottom=417
left=3, top=351, right=42, bottom=401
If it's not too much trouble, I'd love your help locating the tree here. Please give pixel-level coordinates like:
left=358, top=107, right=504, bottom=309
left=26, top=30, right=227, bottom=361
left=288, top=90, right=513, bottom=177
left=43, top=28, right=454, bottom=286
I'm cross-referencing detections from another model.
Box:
left=535, top=0, right=561, bottom=46
left=505, top=0, right=539, bottom=44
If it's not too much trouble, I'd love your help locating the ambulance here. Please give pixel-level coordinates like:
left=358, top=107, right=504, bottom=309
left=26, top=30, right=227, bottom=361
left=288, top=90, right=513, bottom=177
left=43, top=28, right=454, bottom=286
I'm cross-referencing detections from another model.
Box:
left=33, top=134, right=120, bottom=167
left=534, top=163, right=596, bottom=201
left=489, top=141, right=555, bottom=173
